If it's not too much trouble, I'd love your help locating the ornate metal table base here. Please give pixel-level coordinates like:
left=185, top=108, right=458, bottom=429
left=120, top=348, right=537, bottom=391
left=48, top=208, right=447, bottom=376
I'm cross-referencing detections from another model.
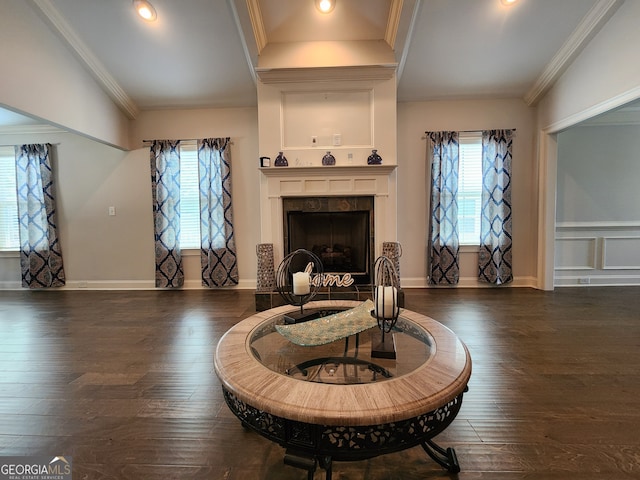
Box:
left=222, top=387, right=466, bottom=479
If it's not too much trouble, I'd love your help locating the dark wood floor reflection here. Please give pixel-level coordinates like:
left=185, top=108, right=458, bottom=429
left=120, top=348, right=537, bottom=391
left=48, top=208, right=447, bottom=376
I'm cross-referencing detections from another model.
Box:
left=0, top=287, right=638, bottom=479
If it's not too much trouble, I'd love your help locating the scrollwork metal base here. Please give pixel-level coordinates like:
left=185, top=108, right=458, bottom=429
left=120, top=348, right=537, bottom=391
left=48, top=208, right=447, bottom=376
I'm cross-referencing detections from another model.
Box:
left=222, top=386, right=467, bottom=478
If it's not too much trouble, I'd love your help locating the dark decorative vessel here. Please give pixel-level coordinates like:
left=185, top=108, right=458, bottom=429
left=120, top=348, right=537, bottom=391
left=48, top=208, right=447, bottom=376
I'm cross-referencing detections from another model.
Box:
left=274, top=151, right=288, bottom=167
left=322, top=151, right=336, bottom=166
left=367, top=149, right=382, bottom=165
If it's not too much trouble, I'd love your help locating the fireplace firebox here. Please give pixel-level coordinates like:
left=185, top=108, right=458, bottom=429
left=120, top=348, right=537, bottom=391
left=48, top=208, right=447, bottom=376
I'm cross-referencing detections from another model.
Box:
left=283, top=196, right=374, bottom=285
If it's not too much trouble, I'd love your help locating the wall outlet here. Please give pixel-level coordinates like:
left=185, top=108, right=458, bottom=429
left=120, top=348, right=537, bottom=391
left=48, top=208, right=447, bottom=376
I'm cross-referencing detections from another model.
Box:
left=332, top=133, right=341, bottom=146
left=578, top=277, right=590, bottom=284
left=108, top=206, right=116, bottom=216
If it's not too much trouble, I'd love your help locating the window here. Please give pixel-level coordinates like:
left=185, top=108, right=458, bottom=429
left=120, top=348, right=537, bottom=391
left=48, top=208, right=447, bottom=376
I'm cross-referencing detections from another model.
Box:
left=179, top=143, right=201, bottom=249
left=458, top=133, right=482, bottom=245
left=0, top=147, right=19, bottom=251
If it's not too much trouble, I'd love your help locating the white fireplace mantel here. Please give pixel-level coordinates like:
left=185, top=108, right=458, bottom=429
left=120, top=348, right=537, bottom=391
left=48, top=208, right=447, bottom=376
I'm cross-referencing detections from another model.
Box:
left=259, top=164, right=398, bottom=265
left=259, top=165, right=397, bottom=177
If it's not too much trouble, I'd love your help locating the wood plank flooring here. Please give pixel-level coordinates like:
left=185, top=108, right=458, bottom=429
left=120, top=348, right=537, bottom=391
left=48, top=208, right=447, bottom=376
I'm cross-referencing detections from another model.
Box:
left=0, top=287, right=638, bottom=479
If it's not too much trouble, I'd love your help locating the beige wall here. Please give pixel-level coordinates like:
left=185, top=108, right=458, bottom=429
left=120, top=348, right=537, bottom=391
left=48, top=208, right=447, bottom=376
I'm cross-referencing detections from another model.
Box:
left=0, top=107, right=259, bottom=289
left=133, top=107, right=260, bottom=288
left=0, top=131, right=144, bottom=287
left=0, top=1, right=131, bottom=150
left=397, top=98, right=538, bottom=287
left=1, top=98, right=540, bottom=289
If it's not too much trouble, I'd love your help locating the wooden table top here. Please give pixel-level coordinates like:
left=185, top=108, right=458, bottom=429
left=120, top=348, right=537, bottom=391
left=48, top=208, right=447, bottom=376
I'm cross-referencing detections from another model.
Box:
left=214, top=300, right=471, bottom=426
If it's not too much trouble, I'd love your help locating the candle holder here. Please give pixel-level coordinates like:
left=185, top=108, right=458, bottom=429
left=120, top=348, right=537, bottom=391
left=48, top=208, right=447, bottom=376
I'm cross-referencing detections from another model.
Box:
left=276, top=248, right=324, bottom=324
left=371, top=255, right=400, bottom=359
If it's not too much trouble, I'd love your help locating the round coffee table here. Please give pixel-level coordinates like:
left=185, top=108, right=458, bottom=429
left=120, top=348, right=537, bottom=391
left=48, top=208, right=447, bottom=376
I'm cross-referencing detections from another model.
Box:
left=214, top=300, right=471, bottom=479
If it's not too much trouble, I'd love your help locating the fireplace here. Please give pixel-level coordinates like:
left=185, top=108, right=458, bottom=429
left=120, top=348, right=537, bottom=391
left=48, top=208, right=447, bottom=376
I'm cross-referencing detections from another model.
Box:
left=283, top=196, right=374, bottom=285
left=255, top=164, right=397, bottom=310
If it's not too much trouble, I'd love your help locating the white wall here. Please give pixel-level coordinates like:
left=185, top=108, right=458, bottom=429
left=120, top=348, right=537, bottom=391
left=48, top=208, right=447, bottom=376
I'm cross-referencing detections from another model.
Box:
left=536, top=0, right=640, bottom=289
left=0, top=1, right=130, bottom=150
left=397, top=98, right=538, bottom=287
left=554, top=124, right=640, bottom=286
left=557, top=125, right=640, bottom=223
left=538, top=1, right=640, bottom=131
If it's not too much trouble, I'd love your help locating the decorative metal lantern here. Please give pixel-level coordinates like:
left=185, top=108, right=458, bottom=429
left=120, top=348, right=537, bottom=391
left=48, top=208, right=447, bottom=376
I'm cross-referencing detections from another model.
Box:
left=256, top=243, right=275, bottom=293
left=382, top=241, right=402, bottom=286
left=371, top=255, right=400, bottom=358
left=276, top=248, right=324, bottom=323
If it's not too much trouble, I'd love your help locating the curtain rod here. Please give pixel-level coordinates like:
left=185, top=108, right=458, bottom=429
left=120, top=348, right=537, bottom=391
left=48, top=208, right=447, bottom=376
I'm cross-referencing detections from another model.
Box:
left=424, top=129, right=517, bottom=134
left=142, top=139, right=233, bottom=144
left=0, top=142, right=61, bottom=147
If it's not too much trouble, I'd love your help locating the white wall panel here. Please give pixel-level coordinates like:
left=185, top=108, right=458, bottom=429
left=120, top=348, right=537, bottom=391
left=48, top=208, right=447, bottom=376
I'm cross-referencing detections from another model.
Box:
left=555, top=237, right=597, bottom=270
left=555, top=223, right=640, bottom=286
left=602, top=237, right=640, bottom=269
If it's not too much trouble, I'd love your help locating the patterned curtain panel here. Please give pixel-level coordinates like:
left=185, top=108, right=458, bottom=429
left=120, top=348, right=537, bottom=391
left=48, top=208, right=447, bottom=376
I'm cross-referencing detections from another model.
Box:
left=426, top=131, right=460, bottom=285
left=150, top=140, right=184, bottom=288
left=479, top=130, right=514, bottom=285
left=197, top=138, right=239, bottom=287
left=15, top=144, right=66, bottom=288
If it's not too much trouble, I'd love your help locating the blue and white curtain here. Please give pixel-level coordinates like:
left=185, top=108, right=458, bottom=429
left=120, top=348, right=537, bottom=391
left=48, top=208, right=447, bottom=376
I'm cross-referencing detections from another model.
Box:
left=198, top=138, right=238, bottom=287
left=426, top=131, right=460, bottom=285
left=15, top=144, right=66, bottom=288
left=150, top=140, right=184, bottom=288
left=479, top=130, right=513, bottom=285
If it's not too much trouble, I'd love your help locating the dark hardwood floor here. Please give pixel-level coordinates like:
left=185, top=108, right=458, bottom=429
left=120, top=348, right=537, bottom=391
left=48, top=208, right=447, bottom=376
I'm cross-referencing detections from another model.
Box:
left=0, top=287, right=638, bottom=479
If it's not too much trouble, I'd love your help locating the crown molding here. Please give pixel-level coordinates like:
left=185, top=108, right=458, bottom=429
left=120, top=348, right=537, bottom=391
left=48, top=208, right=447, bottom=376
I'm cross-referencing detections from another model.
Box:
left=578, top=109, right=640, bottom=127
left=385, top=0, right=404, bottom=49
left=0, top=124, right=65, bottom=135
left=256, top=64, right=397, bottom=84
left=543, top=85, right=640, bottom=133
left=524, top=0, right=624, bottom=107
left=246, top=0, right=267, bottom=53
left=28, top=0, right=140, bottom=119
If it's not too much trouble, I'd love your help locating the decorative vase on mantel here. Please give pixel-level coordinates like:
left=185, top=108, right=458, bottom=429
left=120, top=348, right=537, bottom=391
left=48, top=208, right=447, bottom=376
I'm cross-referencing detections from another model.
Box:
left=322, top=151, right=336, bottom=166
left=274, top=151, right=288, bottom=167
left=367, top=149, right=382, bottom=165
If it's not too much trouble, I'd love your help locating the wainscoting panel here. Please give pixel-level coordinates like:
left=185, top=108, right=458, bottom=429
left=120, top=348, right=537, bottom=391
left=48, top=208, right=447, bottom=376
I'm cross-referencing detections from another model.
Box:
left=602, top=237, right=640, bottom=269
left=555, top=222, right=640, bottom=286
left=555, top=237, right=597, bottom=270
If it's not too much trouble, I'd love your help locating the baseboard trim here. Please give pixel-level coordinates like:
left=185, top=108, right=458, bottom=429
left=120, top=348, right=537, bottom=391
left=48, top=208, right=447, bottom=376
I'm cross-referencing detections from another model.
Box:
left=555, top=274, right=640, bottom=287
left=401, top=276, right=538, bottom=288
left=0, top=279, right=257, bottom=291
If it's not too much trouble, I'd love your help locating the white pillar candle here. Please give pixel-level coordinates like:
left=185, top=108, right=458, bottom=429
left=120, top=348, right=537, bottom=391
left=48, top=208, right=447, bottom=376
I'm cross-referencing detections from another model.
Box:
left=375, top=286, right=399, bottom=319
left=292, top=271, right=311, bottom=295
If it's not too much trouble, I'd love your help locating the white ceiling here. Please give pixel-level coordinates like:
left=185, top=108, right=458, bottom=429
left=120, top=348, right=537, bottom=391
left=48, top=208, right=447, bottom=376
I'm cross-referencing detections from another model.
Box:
left=3, top=0, right=634, bottom=127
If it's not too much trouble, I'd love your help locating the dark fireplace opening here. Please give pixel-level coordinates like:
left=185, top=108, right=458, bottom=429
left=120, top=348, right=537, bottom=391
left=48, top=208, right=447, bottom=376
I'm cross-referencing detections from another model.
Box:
left=283, top=196, right=374, bottom=285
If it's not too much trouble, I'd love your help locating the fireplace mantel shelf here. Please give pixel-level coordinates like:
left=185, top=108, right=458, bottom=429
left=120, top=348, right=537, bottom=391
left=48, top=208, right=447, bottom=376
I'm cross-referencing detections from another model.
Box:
left=259, top=165, right=397, bottom=177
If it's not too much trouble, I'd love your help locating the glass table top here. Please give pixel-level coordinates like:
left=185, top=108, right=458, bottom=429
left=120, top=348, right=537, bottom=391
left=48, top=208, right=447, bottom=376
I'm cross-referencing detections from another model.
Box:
left=249, top=307, right=434, bottom=385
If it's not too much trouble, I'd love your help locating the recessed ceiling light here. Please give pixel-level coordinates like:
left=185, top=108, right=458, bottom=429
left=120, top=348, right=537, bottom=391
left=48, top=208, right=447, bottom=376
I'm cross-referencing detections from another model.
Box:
left=133, top=0, right=157, bottom=22
left=500, top=0, right=518, bottom=5
left=315, top=0, right=335, bottom=14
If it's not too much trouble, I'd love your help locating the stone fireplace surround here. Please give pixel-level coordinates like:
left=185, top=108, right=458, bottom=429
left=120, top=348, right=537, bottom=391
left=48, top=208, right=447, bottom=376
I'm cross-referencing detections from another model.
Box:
left=256, top=164, right=400, bottom=310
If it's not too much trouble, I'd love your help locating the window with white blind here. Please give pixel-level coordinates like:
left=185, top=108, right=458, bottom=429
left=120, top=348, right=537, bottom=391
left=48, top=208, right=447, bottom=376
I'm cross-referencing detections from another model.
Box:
left=0, top=147, right=20, bottom=251
left=458, top=133, right=483, bottom=245
left=179, top=143, right=201, bottom=250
